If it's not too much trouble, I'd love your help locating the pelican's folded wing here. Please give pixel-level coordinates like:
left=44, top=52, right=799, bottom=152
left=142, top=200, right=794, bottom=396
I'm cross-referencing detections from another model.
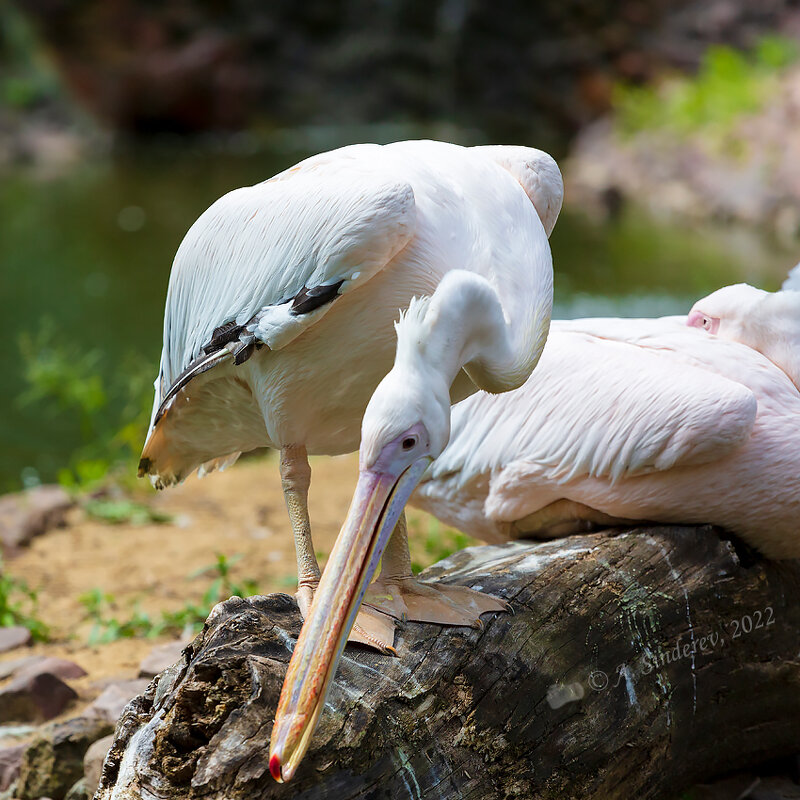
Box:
left=162, top=157, right=415, bottom=382
left=427, top=327, right=758, bottom=523
left=140, top=150, right=417, bottom=486
left=149, top=151, right=416, bottom=419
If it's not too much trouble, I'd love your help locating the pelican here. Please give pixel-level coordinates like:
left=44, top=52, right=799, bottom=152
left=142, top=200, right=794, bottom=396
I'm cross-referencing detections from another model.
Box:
left=138, top=141, right=562, bottom=780
left=410, top=280, right=800, bottom=561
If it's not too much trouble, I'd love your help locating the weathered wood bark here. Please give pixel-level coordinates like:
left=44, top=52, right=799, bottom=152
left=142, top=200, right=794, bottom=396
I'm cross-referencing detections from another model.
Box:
left=96, top=526, right=800, bottom=800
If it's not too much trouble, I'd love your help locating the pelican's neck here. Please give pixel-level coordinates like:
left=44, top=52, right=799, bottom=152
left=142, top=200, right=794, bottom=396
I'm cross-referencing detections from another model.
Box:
left=737, top=292, right=800, bottom=391
left=756, top=331, right=800, bottom=391
left=763, top=292, right=800, bottom=390
left=395, top=266, right=553, bottom=397
left=360, top=253, right=553, bottom=468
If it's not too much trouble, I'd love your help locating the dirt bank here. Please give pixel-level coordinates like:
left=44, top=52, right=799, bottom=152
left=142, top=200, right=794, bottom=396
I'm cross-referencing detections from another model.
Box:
left=1, top=452, right=469, bottom=715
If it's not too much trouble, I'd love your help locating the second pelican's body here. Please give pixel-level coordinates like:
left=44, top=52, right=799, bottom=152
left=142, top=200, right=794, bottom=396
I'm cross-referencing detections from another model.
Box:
left=413, top=302, right=800, bottom=560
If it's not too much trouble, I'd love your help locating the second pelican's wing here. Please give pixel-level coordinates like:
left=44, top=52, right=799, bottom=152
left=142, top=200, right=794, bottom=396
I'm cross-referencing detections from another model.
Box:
left=423, top=322, right=758, bottom=525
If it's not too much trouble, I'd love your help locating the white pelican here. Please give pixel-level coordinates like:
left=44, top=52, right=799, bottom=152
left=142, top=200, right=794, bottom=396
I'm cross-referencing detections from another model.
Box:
left=411, top=281, right=800, bottom=561
left=138, top=141, right=562, bottom=780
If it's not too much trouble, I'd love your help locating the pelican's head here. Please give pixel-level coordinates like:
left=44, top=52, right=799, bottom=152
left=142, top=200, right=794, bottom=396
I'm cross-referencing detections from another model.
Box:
left=687, top=281, right=800, bottom=388
left=686, top=283, right=767, bottom=338
left=359, top=356, right=451, bottom=471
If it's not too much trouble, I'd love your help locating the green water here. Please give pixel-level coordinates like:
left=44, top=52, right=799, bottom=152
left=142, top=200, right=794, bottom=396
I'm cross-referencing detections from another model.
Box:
left=1, top=138, right=793, bottom=492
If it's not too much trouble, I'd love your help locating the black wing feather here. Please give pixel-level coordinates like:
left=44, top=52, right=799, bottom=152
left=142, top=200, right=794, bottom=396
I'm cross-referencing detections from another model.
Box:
left=290, top=280, right=344, bottom=315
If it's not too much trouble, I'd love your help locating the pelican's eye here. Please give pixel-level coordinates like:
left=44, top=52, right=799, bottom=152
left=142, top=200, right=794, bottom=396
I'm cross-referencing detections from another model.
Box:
left=687, top=310, right=720, bottom=334
left=401, top=436, right=418, bottom=451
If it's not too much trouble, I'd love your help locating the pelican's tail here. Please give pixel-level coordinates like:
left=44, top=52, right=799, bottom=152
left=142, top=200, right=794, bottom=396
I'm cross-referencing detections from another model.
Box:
left=138, top=420, right=241, bottom=489
left=138, top=423, right=184, bottom=490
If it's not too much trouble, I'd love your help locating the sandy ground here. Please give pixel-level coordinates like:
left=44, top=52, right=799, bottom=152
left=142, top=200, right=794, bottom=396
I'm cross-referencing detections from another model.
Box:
left=1, top=452, right=474, bottom=715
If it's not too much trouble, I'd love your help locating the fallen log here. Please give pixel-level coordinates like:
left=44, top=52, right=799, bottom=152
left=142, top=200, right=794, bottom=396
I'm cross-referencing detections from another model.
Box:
left=96, top=525, right=800, bottom=800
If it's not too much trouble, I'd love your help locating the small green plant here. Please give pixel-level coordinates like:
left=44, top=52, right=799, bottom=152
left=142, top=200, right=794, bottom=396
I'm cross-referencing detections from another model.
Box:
left=84, top=498, right=172, bottom=526
left=407, top=515, right=475, bottom=574
left=78, top=588, right=160, bottom=644
left=614, top=35, right=799, bottom=141
left=0, top=557, right=49, bottom=641
left=79, top=554, right=260, bottom=644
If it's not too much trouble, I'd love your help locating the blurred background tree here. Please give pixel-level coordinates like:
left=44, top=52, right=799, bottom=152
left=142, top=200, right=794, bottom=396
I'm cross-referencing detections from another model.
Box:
left=7, top=0, right=800, bottom=144
left=2, top=0, right=800, bottom=491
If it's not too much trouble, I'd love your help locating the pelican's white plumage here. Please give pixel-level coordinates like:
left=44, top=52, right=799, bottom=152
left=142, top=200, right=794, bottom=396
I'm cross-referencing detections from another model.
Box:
left=141, top=141, right=558, bottom=483
left=413, top=308, right=800, bottom=560
left=160, top=154, right=416, bottom=380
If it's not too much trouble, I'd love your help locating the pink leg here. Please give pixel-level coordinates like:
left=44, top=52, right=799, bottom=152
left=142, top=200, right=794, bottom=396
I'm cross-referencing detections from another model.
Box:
left=280, top=445, right=397, bottom=654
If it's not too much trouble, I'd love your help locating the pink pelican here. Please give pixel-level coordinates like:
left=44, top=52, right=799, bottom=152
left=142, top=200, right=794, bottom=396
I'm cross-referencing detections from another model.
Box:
left=138, top=141, right=562, bottom=780
left=411, top=280, right=800, bottom=560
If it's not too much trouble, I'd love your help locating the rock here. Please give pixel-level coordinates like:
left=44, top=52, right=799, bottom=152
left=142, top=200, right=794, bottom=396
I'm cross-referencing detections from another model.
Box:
left=19, top=658, right=87, bottom=683
left=85, top=680, right=150, bottom=725
left=0, top=744, right=25, bottom=791
left=0, top=627, right=31, bottom=654
left=16, top=716, right=113, bottom=800
left=0, top=486, right=74, bottom=555
left=83, top=735, right=114, bottom=798
left=0, top=671, right=76, bottom=723
left=0, top=659, right=86, bottom=723
left=138, top=640, right=188, bottom=679
left=0, top=656, right=41, bottom=681
left=565, top=65, right=800, bottom=232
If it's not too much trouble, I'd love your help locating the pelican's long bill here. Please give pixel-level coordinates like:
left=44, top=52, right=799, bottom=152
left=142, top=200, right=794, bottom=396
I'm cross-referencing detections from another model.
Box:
left=268, top=456, right=430, bottom=783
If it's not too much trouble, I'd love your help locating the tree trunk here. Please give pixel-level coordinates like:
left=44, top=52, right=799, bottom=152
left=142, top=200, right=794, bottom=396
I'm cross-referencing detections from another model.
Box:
left=95, top=526, right=800, bottom=800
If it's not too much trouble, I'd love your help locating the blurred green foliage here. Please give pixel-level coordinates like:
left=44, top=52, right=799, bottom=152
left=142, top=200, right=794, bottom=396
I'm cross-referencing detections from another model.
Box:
left=0, top=149, right=295, bottom=494
left=79, top=554, right=259, bottom=644
left=407, top=514, right=475, bottom=574
left=0, top=555, right=49, bottom=641
left=614, top=35, right=799, bottom=141
left=0, top=3, right=62, bottom=110
left=17, top=326, right=153, bottom=490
